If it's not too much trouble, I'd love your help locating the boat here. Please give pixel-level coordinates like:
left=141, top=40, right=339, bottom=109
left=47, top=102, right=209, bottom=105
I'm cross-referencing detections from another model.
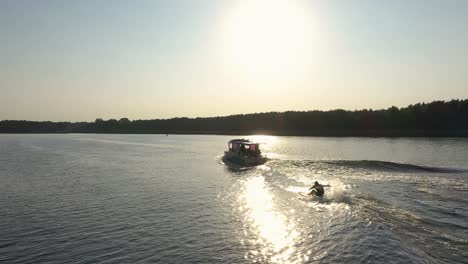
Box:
left=223, top=139, right=267, bottom=166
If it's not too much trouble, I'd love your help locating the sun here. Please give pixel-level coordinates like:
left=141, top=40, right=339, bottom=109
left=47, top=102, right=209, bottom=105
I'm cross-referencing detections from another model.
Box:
left=219, top=0, right=315, bottom=79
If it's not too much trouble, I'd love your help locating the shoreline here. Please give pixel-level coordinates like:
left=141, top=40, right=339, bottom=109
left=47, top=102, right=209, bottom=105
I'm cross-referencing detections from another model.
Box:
left=2, top=99, right=468, bottom=137
left=2, top=130, right=468, bottom=138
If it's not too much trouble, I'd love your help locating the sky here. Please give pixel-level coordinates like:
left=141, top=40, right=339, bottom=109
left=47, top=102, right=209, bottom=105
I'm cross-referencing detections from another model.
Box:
left=1, top=0, right=467, bottom=121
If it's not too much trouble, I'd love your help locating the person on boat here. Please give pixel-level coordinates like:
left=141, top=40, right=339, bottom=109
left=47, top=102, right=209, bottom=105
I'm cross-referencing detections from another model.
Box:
left=246, top=147, right=256, bottom=157
left=254, top=148, right=261, bottom=157
left=239, top=144, right=246, bottom=156
left=309, top=181, right=325, bottom=197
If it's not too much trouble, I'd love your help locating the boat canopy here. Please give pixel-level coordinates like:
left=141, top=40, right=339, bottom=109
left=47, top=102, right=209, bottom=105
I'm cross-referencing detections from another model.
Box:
left=228, top=139, right=255, bottom=144
left=228, top=139, right=260, bottom=152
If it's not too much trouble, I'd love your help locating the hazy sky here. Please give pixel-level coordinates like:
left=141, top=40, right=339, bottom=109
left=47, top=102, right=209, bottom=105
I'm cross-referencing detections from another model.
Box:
left=1, top=0, right=467, bottom=121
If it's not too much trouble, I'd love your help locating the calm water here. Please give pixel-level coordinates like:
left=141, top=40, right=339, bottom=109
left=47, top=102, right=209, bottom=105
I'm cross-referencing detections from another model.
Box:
left=1, top=134, right=467, bottom=263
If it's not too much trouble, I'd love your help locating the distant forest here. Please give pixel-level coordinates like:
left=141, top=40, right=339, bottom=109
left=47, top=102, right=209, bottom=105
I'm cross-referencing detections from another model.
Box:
left=1, top=99, right=468, bottom=137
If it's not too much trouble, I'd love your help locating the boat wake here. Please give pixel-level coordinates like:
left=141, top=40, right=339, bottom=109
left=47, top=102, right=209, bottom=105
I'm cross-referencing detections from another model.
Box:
left=269, top=159, right=464, bottom=173
left=221, top=155, right=468, bottom=263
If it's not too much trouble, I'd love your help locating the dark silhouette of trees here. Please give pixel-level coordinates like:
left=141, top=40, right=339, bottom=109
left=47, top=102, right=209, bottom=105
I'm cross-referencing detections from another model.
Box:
left=1, top=99, right=467, bottom=137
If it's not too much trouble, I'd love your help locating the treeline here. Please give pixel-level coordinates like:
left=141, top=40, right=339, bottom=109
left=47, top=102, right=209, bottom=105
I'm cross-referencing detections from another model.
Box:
left=1, top=99, right=468, bottom=137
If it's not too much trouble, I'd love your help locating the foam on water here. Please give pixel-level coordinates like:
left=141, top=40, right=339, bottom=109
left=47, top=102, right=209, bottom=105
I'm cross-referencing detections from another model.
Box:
left=236, top=157, right=468, bottom=263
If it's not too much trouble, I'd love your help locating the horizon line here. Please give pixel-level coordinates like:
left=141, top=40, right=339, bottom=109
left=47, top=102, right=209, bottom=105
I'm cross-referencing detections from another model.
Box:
left=2, top=98, right=467, bottom=123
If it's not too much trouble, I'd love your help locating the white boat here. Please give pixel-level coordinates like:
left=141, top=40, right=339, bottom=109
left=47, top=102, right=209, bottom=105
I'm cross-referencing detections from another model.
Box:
left=223, top=139, right=267, bottom=166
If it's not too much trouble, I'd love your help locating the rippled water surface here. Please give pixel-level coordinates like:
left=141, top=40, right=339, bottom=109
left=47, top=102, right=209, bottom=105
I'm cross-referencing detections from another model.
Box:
left=1, top=134, right=467, bottom=263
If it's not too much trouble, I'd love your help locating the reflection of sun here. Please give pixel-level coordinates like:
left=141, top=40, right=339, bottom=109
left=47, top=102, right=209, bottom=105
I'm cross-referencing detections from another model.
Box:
left=247, top=135, right=277, bottom=145
left=247, top=135, right=277, bottom=155
left=241, top=176, right=299, bottom=263
left=220, top=0, right=315, bottom=79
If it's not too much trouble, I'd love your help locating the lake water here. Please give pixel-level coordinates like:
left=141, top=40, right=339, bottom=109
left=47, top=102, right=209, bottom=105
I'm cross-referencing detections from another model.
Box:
left=1, top=134, right=467, bottom=263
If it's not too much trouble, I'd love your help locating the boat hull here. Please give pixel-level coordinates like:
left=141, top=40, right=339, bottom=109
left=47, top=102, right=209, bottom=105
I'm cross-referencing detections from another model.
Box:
left=223, top=151, right=267, bottom=166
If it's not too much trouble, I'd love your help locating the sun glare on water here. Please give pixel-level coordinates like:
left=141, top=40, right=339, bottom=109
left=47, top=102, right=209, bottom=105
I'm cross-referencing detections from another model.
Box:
left=240, top=176, right=300, bottom=263
left=219, top=0, right=316, bottom=79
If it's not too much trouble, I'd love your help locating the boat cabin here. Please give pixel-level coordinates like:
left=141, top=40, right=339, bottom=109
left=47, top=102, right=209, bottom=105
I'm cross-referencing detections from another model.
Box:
left=228, top=139, right=261, bottom=157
